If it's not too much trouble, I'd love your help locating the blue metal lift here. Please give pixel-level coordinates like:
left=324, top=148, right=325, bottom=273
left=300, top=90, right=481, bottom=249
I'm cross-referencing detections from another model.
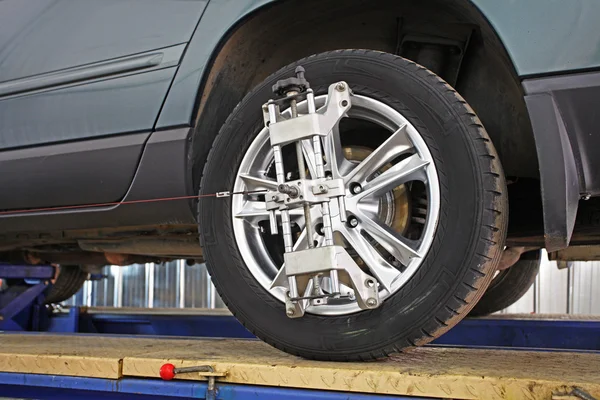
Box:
left=0, top=264, right=54, bottom=331
left=46, top=307, right=600, bottom=352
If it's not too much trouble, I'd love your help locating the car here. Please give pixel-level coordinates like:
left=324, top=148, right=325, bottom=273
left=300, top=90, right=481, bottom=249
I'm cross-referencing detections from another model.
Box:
left=1, top=0, right=599, bottom=361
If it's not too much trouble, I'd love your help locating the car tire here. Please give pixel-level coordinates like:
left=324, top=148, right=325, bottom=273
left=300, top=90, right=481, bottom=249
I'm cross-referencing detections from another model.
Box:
left=44, top=265, right=89, bottom=304
left=198, top=49, right=508, bottom=361
left=470, top=250, right=541, bottom=316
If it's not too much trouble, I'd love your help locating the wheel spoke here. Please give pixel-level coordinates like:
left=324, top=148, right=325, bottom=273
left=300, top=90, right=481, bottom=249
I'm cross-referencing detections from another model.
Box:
left=344, top=124, right=412, bottom=184
left=355, top=154, right=428, bottom=200
left=234, top=201, right=269, bottom=220
left=323, top=124, right=353, bottom=178
left=338, top=225, right=401, bottom=292
left=301, top=139, right=318, bottom=178
left=358, top=214, right=421, bottom=266
left=234, top=201, right=304, bottom=227
left=239, top=173, right=278, bottom=191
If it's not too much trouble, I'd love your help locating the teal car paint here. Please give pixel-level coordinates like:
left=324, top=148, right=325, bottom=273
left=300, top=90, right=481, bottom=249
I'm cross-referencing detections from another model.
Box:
left=158, top=0, right=600, bottom=129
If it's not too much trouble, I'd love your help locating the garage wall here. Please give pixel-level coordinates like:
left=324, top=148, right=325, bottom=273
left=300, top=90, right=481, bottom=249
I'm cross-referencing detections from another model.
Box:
left=501, top=252, right=600, bottom=315
left=66, top=253, right=600, bottom=315
left=66, top=261, right=226, bottom=309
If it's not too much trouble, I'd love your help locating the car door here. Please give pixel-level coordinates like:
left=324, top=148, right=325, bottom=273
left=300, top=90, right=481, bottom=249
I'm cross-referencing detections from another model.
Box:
left=0, top=0, right=207, bottom=211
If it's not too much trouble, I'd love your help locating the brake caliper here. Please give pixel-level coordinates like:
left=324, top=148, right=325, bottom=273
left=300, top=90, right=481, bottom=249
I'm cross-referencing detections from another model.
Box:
left=263, top=67, right=380, bottom=318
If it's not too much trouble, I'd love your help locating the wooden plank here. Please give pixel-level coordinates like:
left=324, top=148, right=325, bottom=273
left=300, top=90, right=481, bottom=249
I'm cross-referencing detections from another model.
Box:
left=0, top=334, right=598, bottom=399
left=122, top=338, right=600, bottom=400
left=0, top=334, right=158, bottom=379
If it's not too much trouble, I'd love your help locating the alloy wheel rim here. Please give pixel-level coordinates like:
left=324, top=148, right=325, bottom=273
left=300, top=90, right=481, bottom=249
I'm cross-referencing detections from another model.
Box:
left=232, top=94, right=441, bottom=316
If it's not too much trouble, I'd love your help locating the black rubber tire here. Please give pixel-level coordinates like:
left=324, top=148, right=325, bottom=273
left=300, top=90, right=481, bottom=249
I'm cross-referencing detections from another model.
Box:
left=198, top=50, right=508, bottom=361
left=470, top=250, right=541, bottom=316
left=44, top=265, right=88, bottom=304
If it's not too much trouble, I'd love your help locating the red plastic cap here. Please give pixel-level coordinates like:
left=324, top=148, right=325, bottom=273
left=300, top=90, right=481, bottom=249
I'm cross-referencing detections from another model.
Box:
left=159, top=363, right=176, bottom=380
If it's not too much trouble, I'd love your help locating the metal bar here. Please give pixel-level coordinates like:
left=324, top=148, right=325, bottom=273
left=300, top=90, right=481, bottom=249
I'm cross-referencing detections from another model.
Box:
left=114, top=267, right=123, bottom=308
left=209, top=282, right=216, bottom=309
left=83, top=280, right=92, bottom=307
left=280, top=210, right=294, bottom=252
left=288, top=94, right=315, bottom=250
left=0, top=373, right=421, bottom=400
left=272, top=144, right=285, bottom=185
left=178, top=260, right=186, bottom=309
left=0, top=283, right=48, bottom=323
left=146, top=263, right=155, bottom=309
left=0, top=264, right=55, bottom=280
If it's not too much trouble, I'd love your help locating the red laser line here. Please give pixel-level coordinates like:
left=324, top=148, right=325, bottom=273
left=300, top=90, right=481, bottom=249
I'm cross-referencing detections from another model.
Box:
left=0, top=191, right=267, bottom=216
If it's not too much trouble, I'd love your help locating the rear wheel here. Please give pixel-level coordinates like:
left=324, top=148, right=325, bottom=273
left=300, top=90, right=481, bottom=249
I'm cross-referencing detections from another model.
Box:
left=44, top=265, right=88, bottom=304
left=199, top=50, right=508, bottom=361
left=470, top=250, right=541, bottom=316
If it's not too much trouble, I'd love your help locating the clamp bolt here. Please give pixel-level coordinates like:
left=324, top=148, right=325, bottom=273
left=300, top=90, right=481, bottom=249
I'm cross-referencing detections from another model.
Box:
left=350, top=183, right=363, bottom=194
left=336, top=82, right=346, bottom=92
left=286, top=309, right=295, bottom=316
left=366, top=298, right=377, bottom=307
left=347, top=216, right=359, bottom=228
left=278, top=184, right=299, bottom=198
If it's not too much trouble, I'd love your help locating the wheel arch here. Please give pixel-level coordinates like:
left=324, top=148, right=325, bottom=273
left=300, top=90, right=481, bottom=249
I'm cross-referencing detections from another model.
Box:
left=185, top=0, right=537, bottom=187
left=178, top=0, right=544, bottom=244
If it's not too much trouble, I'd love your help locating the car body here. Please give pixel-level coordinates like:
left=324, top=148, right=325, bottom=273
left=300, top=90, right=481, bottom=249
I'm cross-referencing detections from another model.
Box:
left=1, top=0, right=599, bottom=266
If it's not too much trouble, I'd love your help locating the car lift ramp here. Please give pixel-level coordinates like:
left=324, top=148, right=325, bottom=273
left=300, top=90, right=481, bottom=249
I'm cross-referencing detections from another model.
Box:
left=0, top=334, right=598, bottom=399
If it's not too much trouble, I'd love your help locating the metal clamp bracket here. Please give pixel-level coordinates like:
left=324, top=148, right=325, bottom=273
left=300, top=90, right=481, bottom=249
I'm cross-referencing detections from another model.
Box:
left=265, top=178, right=345, bottom=210
left=283, top=245, right=379, bottom=313
left=264, top=82, right=352, bottom=146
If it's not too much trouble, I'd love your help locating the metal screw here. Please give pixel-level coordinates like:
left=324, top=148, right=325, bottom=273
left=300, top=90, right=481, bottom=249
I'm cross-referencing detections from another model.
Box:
left=347, top=216, right=358, bottom=228
left=341, top=100, right=349, bottom=107
left=365, top=279, right=375, bottom=288
left=271, top=195, right=277, bottom=200
left=351, top=183, right=362, bottom=194
left=278, top=184, right=299, bottom=198
left=336, top=82, right=346, bottom=91
left=315, top=223, right=324, bottom=236
left=366, top=298, right=377, bottom=307
left=286, top=309, right=295, bottom=316
left=318, top=184, right=328, bottom=194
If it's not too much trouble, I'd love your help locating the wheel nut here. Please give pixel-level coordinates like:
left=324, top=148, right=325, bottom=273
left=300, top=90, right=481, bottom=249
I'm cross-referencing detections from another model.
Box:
left=347, top=216, right=358, bottom=228
left=315, top=223, right=324, bottom=236
left=350, top=183, right=362, bottom=194
left=366, top=298, right=377, bottom=307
